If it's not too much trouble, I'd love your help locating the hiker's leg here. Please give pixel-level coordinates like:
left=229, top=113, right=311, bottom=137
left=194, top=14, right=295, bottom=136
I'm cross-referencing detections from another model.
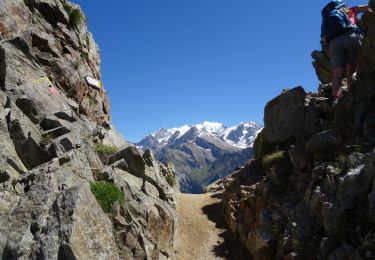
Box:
left=329, top=34, right=346, bottom=98
left=332, top=67, right=344, bottom=97
left=345, top=32, right=362, bottom=90
left=347, top=63, right=356, bottom=90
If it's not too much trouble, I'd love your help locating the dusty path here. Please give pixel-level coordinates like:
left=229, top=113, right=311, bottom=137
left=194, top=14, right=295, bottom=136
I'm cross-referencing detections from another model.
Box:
left=175, top=192, right=250, bottom=260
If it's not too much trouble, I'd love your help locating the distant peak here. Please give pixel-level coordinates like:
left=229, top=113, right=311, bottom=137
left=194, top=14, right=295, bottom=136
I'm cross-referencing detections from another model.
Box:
left=136, top=121, right=263, bottom=149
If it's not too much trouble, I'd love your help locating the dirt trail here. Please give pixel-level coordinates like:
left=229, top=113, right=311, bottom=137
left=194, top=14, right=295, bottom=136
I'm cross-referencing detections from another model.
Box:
left=175, top=192, right=250, bottom=260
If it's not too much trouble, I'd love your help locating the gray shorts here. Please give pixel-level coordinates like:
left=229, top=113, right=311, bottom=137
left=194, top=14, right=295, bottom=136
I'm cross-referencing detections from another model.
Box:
left=329, top=31, right=362, bottom=68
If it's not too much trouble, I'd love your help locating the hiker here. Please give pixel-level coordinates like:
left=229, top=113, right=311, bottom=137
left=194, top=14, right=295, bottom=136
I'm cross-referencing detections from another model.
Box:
left=321, top=1, right=370, bottom=104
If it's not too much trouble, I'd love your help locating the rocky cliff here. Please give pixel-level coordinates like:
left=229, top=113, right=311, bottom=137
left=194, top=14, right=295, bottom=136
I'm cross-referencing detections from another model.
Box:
left=0, top=0, right=177, bottom=259
left=207, top=9, right=375, bottom=260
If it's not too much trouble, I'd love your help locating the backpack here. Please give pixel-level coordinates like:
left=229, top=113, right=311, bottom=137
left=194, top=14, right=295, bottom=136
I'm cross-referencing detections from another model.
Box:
left=321, top=1, right=355, bottom=43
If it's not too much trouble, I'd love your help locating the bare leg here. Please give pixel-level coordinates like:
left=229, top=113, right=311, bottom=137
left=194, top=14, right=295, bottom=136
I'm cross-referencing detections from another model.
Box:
left=332, top=67, right=344, bottom=98
left=347, top=63, right=356, bottom=90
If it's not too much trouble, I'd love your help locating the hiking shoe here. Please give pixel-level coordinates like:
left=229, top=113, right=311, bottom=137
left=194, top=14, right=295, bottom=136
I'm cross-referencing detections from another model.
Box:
left=332, top=93, right=343, bottom=107
left=332, top=97, right=339, bottom=107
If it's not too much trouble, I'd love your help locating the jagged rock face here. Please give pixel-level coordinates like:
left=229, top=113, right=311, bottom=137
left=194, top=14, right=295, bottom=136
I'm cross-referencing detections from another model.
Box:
left=214, top=9, right=375, bottom=260
left=0, top=0, right=177, bottom=259
left=0, top=0, right=110, bottom=123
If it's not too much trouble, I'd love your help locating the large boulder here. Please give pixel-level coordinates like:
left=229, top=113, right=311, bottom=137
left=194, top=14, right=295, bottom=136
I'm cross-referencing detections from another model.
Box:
left=307, top=129, right=343, bottom=162
left=263, top=87, right=307, bottom=143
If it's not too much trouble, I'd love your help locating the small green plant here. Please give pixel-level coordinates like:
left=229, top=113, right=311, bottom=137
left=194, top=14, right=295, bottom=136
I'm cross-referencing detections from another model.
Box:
left=95, top=144, right=118, bottom=163
left=165, top=174, right=176, bottom=187
left=62, top=1, right=73, bottom=14
left=68, top=8, right=83, bottom=28
left=40, top=134, right=53, bottom=146
left=262, top=151, right=287, bottom=168
left=95, top=144, right=118, bottom=155
left=80, top=51, right=88, bottom=61
left=90, top=182, right=125, bottom=213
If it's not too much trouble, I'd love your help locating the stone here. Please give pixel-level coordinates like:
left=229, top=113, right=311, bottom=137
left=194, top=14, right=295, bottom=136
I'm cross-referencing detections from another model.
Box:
left=143, top=149, right=155, bottom=167
left=31, top=32, right=59, bottom=58
left=38, top=186, right=120, bottom=259
left=264, top=87, right=306, bottom=143
left=143, top=181, right=160, bottom=198
left=39, top=116, right=62, bottom=131
left=288, top=145, right=313, bottom=171
left=15, top=95, right=39, bottom=124
left=111, top=159, right=129, bottom=172
left=42, top=125, right=70, bottom=139
left=347, top=152, right=365, bottom=169
left=311, top=49, right=332, bottom=84
left=54, top=109, right=77, bottom=122
left=109, top=147, right=146, bottom=178
left=307, top=129, right=343, bottom=162
left=337, top=165, right=367, bottom=210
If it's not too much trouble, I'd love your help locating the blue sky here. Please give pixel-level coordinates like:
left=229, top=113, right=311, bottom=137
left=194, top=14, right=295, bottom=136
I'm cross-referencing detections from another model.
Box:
left=71, top=0, right=359, bottom=142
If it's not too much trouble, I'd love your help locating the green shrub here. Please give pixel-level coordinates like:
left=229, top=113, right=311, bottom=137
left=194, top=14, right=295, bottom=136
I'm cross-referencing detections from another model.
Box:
left=90, top=182, right=125, bottom=213
left=62, top=1, right=73, bottom=14
left=165, top=174, right=176, bottom=187
left=80, top=51, right=88, bottom=61
left=68, top=8, right=83, bottom=28
left=262, top=151, right=287, bottom=168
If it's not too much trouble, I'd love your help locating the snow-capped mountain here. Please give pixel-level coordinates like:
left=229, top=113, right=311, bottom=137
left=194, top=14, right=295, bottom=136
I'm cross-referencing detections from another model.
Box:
left=136, top=122, right=262, bottom=193
left=137, top=121, right=262, bottom=150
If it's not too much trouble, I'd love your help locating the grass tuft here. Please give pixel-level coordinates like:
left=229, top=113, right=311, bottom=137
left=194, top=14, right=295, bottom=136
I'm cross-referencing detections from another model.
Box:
left=95, top=143, right=118, bottom=164
left=262, top=151, right=287, bottom=168
left=63, top=4, right=84, bottom=28
left=95, top=144, right=118, bottom=155
left=90, top=182, right=125, bottom=213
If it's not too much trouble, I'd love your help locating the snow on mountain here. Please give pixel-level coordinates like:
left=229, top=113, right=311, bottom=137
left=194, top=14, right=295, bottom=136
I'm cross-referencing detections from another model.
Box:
left=136, top=121, right=263, bottom=193
left=220, top=122, right=263, bottom=149
left=195, top=121, right=225, bottom=135
left=137, top=121, right=262, bottom=150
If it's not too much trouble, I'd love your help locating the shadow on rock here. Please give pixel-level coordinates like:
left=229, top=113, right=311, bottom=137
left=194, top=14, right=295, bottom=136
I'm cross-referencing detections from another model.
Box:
left=201, top=193, right=252, bottom=260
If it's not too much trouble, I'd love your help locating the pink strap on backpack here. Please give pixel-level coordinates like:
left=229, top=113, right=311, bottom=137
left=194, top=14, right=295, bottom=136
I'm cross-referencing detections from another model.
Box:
left=348, top=6, right=358, bottom=25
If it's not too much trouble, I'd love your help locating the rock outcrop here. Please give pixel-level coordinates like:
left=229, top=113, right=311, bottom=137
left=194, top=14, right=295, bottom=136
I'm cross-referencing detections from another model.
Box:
left=0, top=0, right=177, bottom=259
left=210, top=8, right=375, bottom=260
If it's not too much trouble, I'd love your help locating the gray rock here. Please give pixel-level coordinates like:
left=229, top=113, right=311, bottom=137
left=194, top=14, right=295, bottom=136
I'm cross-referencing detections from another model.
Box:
left=337, top=165, right=367, bottom=210
left=15, top=95, right=40, bottom=124
left=347, top=152, right=365, bottom=169
left=54, top=109, right=77, bottom=122
left=311, top=49, right=332, bottom=84
left=264, top=87, right=306, bottom=143
left=38, top=185, right=119, bottom=260
left=109, top=146, right=145, bottom=178
left=288, top=145, right=313, bottom=171
left=308, top=129, right=343, bottom=162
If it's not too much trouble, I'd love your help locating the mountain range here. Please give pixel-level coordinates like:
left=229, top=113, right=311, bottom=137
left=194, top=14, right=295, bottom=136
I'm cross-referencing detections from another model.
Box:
left=136, top=121, right=262, bottom=193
